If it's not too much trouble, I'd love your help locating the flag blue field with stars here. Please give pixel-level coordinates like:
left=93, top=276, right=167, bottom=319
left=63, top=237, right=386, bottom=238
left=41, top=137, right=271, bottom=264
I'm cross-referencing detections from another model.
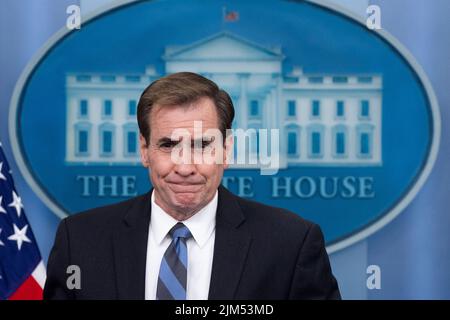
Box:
left=0, top=143, right=45, bottom=300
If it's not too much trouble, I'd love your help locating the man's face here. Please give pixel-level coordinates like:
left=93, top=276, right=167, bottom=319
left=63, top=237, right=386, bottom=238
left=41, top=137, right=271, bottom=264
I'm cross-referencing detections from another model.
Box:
left=139, top=97, right=231, bottom=219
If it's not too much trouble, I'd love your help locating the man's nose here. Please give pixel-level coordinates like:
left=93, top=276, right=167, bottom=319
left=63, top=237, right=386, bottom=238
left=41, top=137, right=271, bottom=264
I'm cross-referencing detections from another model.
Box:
left=174, top=162, right=197, bottom=177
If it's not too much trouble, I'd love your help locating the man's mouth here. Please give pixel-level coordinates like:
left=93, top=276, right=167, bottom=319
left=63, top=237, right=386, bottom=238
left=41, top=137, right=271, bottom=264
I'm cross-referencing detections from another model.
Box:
left=167, top=182, right=204, bottom=193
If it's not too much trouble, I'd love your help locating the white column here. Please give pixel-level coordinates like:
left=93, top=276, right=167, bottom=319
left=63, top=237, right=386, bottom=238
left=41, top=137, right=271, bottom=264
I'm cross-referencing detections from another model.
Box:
left=262, top=91, right=271, bottom=130
left=261, top=90, right=272, bottom=157
left=66, top=96, right=75, bottom=161
left=90, top=97, right=100, bottom=161
left=238, top=73, right=249, bottom=129
left=114, top=97, right=123, bottom=161
left=274, top=74, right=286, bottom=168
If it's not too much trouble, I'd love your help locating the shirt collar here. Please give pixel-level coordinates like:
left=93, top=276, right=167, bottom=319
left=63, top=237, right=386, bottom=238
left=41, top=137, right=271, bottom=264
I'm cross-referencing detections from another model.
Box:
left=150, top=189, right=217, bottom=248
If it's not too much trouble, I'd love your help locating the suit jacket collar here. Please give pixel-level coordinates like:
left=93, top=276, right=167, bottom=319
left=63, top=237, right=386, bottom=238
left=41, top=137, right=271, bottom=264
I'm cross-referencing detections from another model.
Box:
left=112, top=186, right=252, bottom=300
left=208, top=185, right=252, bottom=299
left=113, top=191, right=151, bottom=299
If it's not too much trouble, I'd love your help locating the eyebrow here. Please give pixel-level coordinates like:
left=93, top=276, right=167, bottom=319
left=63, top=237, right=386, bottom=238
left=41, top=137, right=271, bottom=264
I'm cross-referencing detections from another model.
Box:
left=156, top=137, right=181, bottom=145
left=156, top=136, right=215, bottom=145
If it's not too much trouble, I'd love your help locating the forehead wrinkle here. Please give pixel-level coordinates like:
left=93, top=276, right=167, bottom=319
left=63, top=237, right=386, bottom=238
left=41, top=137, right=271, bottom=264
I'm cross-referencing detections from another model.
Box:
left=149, top=98, right=221, bottom=139
left=153, top=117, right=218, bottom=135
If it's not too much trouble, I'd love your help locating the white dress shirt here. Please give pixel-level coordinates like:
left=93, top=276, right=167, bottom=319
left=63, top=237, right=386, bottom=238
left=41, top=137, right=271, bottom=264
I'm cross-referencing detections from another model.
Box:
left=145, top=190, right=217, bottom=300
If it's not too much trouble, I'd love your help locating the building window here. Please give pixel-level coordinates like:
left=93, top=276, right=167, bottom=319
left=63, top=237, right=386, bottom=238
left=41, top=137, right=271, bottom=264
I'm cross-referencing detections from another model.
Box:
left=76, top=75, right=91, bottom=82
left=356, top=124, right=374, bottom=158
left=336, top=132, right=345, bottom=155
left=360, top=133, right=370, bottom=155
left=103, top=100, right=113, bottom=118
left=128, top=100, right=137, bottom=117
left=308, top=125, right=324, bottom=158
left=123, top=123, right=139, bottom=157
left=78, top=131, right=88, bottom=153
left=125, top=75, right=141, bottom=82
left=287, top=100, right=296, bottom=117
left=100, top=75, right=116, bottom=82
left=99, top=123, right=115, bottom=157
left=332, top=76, right=348, bottom=83
left=249, top=100, right=260, bottom=117
left=358, top=76, right=372, bottom=83
left=79, top=100, right=88, bottom=118
left=312, top=132, right=321, bottom=155
left=284, top=76, right=298, bottom=83
left=244, top=127, right=260, bottom=155
left=250, top=130, right=259, bottom=154
left=288, top=132, right=297, bottom=156
left=127, top=132, right=137, bottom=154
left=332, top=125, right=348, bottom=158
left=74, top=122, right=91, bottom=157
left=245, top=125, right=262, bottom=156
left=285, top=124, right=301, bottom=157
left=360, top=100, right=370, bottom=119
left=336, top=101, right=345, bottom=118
left=308, top=76, right=323, bottom=84
left=103, top=131, right=112, bottom=154
left=311, top=100, right=320, bottom=118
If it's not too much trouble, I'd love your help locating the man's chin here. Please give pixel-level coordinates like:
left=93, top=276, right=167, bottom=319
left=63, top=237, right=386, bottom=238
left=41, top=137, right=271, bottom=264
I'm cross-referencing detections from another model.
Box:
left=171, top=193, right=201, bottom=210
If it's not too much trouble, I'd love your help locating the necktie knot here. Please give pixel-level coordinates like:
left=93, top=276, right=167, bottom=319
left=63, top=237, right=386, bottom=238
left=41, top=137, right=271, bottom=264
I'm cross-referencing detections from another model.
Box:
left=169, top=222, right=192, bottom=241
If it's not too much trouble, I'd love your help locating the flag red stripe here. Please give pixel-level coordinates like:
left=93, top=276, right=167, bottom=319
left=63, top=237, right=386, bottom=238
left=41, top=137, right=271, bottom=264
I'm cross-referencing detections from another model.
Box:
left=8, top=275, right=43, bottom=300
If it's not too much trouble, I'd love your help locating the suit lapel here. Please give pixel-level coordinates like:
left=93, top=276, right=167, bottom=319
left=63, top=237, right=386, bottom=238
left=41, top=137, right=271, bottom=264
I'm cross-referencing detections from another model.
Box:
left=112, top=186, right=251, bottom=300
left=208, top=186, right=252, bottom=299
left=113, top=191, right=152, bottom=299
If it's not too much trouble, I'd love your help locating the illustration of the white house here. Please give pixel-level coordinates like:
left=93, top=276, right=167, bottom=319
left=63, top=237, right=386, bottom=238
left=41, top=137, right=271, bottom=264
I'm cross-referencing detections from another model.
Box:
left=65, top=32, right=382, bottom=168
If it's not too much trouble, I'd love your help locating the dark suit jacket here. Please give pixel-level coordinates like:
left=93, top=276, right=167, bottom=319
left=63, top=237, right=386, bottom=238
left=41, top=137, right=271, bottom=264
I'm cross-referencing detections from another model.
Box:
left=44, top=185, right=340, bottom=300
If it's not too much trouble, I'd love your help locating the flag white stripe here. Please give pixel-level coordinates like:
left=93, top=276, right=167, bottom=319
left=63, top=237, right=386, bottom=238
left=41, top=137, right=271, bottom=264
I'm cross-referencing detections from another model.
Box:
left=31, top=260, right=46, bottom=288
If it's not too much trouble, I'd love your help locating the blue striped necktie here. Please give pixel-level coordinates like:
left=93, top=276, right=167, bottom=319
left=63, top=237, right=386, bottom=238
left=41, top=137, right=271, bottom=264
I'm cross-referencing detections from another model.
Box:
left=156, top=223, right=192, bottom=300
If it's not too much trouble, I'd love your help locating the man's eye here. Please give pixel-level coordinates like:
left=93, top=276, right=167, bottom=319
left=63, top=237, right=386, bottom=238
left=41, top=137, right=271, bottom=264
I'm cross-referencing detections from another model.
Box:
left=192, top=140, right=212, bottom=150
left=159, top=142, right=176, bottom=150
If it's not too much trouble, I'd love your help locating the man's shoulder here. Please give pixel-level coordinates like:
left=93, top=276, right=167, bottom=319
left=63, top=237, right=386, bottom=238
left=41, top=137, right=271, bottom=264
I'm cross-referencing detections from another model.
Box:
left=229, top=189, right=315, bottom=235
left=63, top=192, right=149, bottom=231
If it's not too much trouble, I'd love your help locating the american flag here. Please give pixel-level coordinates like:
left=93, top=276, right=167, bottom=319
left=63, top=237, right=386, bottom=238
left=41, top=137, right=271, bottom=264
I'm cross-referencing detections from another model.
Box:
left=223, top=7, right=239, bottom=22
left=0, top=143, right=45, bottom=300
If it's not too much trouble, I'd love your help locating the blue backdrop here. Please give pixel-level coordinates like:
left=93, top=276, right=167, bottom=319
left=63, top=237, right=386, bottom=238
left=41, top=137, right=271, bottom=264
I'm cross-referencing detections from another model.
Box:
left=0, top=0, right=449, bottom=299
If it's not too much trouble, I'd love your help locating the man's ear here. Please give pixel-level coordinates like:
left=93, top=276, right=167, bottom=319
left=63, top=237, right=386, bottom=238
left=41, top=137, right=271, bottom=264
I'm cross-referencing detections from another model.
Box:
left=139, top=134, right=150, bottom=168
left=223, top=134, right=234, bottom=170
